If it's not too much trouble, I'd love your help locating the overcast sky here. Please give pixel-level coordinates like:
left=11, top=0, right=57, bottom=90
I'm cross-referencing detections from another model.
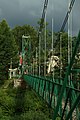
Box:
left=0, top=0, right=80, bottom=35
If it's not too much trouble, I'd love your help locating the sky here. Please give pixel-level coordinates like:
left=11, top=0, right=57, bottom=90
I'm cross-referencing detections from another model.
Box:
left=0, top=0, right=80, bottom=36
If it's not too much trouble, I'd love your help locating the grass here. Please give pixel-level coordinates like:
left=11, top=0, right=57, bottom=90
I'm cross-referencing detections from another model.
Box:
left=0, top=79, right=52, bottom=120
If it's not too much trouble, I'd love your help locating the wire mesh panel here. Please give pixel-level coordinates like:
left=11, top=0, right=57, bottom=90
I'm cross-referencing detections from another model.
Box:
left=23, top=74, right=80, bottom=120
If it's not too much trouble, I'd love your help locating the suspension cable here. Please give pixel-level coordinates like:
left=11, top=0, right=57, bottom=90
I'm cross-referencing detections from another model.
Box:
left=36, top=47, right=38, bottom=75
left=39, top=33, right=41, bottom=76
left=39, top=0, right=48, bottom=33
left=68, top=0, right=73, bottom=85
left=68, top=0, right=71, bottom=65
left=60, top=32, right=62, bottom=81
left=60, top=0, right=75, bottom=32
left=51, top=0, right=55, bottom=81
left=38, top=0, right=48, bottom=76
left=44, top=12, right=47, bottom=76
left=53, top=0, right=76, bottom=48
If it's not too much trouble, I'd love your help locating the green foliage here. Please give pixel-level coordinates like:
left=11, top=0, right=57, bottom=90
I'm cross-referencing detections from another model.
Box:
left=12, top=25, right=38, bottom=54
left=56, top=117, right=61, bottom=120
left=0, top=81, right=52, bottom=120
left=0, top=19, right=19, bottom=80
left=20, top=111, right=50, bottom=120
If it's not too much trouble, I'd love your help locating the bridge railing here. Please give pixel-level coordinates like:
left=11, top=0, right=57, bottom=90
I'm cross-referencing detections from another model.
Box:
left=23, top=74, right=80, bottom=120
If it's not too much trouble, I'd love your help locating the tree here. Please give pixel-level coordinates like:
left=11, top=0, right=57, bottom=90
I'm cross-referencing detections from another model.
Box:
left=12, top=25, right=38, bottom=55
left=0, top=19, right=18, bottom=80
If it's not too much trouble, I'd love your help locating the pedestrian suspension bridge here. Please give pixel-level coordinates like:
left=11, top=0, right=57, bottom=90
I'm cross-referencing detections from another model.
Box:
left=18, top=0, right=80, bottom=119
